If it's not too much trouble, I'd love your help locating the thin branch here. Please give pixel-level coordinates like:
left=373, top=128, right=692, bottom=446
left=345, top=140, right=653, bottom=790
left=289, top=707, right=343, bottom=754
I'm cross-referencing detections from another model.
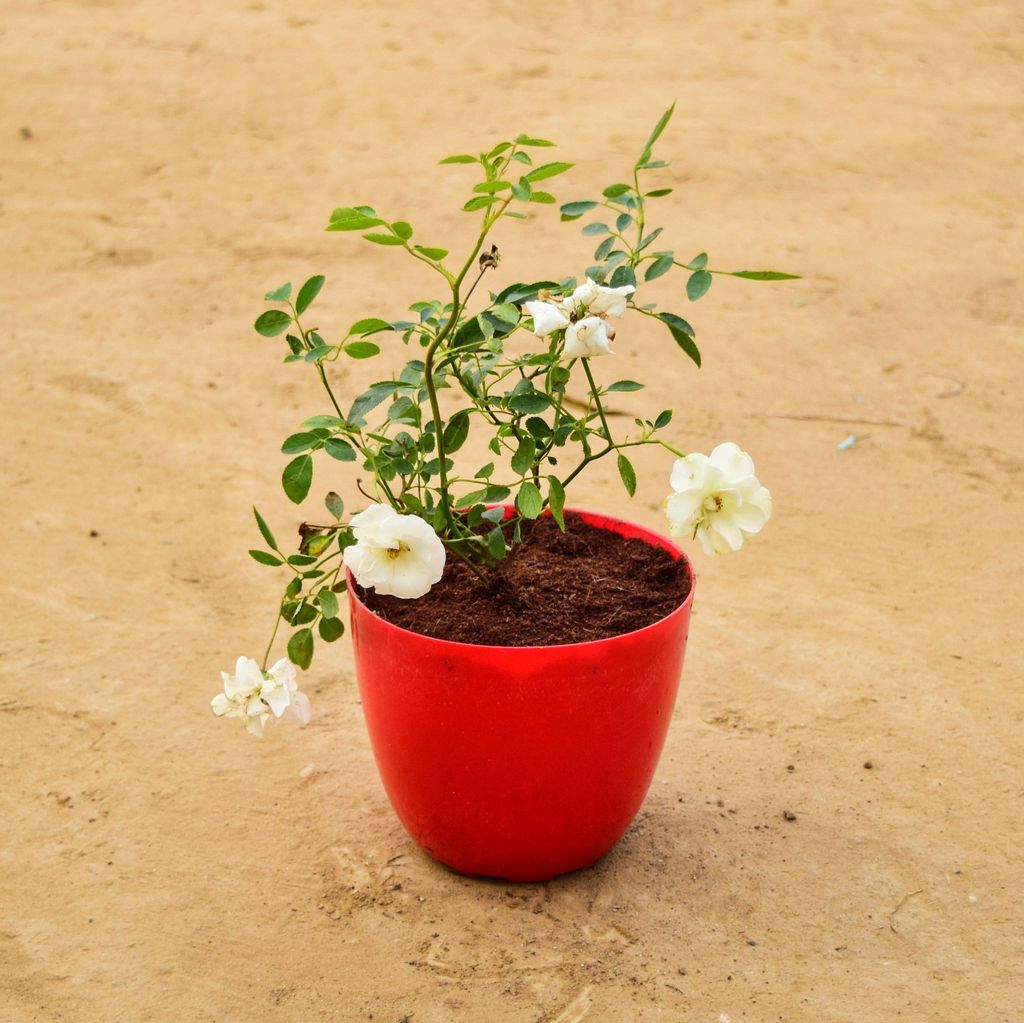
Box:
left=761, top=412, right=908, bottom=427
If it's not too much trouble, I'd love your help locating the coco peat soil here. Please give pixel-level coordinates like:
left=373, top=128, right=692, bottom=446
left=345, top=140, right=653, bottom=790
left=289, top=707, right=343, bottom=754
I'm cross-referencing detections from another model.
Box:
left=357, top=513, right=692, bottom=646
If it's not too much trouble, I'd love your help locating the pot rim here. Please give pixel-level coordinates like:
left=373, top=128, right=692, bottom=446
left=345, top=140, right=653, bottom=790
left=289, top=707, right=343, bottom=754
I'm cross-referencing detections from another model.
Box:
left=346, top=506, right=695, bottom=652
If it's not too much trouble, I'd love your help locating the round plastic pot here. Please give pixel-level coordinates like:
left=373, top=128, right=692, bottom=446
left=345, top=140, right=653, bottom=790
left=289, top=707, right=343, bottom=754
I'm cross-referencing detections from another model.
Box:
left=347, top=508, right=695, bottom=882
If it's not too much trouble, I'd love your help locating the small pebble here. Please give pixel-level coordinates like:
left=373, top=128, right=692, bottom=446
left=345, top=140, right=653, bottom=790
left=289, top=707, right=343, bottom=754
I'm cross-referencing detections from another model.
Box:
left=746, top=938, right=757, bottom=946
left=863, top=760, right=873, bottom=769
left=782, top=810, right=797, bottom=821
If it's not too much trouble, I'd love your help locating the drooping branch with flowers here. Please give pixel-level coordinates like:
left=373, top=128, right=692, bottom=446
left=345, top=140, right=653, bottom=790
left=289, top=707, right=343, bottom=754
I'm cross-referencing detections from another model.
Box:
left=213, top=104, right=793, bottom=734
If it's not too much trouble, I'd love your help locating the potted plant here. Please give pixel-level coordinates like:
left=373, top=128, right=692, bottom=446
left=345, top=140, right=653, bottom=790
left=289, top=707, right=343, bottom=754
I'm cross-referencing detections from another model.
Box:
left=212, top=105, right=793, bottom=882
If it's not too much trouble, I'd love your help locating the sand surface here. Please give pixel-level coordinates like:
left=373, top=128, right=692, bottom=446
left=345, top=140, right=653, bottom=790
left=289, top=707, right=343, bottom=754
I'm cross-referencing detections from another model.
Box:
left=3, top=2, right=1022, bottom=1020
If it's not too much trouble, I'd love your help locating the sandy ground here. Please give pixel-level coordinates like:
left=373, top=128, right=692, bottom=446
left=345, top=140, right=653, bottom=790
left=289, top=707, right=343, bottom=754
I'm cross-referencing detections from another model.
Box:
left=3, top=1, right=1023, bottom=1020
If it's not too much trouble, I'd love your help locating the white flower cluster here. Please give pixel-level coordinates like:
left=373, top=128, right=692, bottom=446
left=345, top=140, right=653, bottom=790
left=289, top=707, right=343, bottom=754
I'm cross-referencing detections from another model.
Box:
left=524, top=276, right=635, bottom=359
left=211, top=656, right=311, bottom=737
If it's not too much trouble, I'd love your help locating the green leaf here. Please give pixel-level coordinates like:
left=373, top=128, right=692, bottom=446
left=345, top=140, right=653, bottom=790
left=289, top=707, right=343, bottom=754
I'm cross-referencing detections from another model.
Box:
left=582, top=222, right=609, bottom=236
left=616, top=212, right=632, bottom=233
left=281, top=431, right=321, bottom=454
left=637, top=101, right=676, bottom=166
left=616, top=453, right=637, bottom=497
left=253, top=506, right=277, bottom=550
left=344, top=341, right=381, bottom=359
left=287, top=628, right=314, bottom=670
left=547, top=476, right=566, bottom=530
left=390, top=221, right=413, bottom=240
left=306, top=533, right=332, bottom=556
left=472, top=180, right=511, bottom=193
left=685, top=252, right=709, bottom=270
left=493, top=280, right=561, bottom=305
left=486, top=525, right=507, bottom=560
left=295, top=275, right=325, bottom=315
left=490, top=302, right=521, bottom=325
left=443, top=411, right=471, bottom=454
left=510, top=437, right=536, bottom=475
left=362, top=232, right=405, bottom=246
left=507, top=389, right=551, bottom=415
left=637, top=228, right=663, bottom=252
left=438, top=153, right=478, bottom=164
left=645, top=253, right=674, bottom=281
left=654, top=409, right=673, bottom=430
left=659, top=312, right=701, bottom=367
left=594, top=235, right=616, bottom=261
left=317, top=589, right=339, bottom=619
left=304, top=343, right=334, bottom=362
left=645, top=188, right=674, bottom=198
left=516, top=481, right=543, bottom=519
left=525, top=161, right=574, bottom=182
left=560, top=200, right=598, bottom=221
left=607, top=380, right=644, bottom=392
left=324, top=437, right=357, bottom=461
left=348, top=317, right=392, bottom=336
left=602, top=183, right=632, bottom=198
left=609, top=265, right=636, bottom=289
left=515, top=135, right=556, bottom=147
left=248, top=549, right=283, bottom=566
left=264, top=282, right=292, bottom=301
left=327, top=207, right=385, bottom=231
left=348, top=383, right=399, bottom=425
left=319, top=617, right=344, bottom=642
left=511, top=178, right=532, bottom=201
left=282, top=454, right=313, bottom=504
left=413, top=245, right=449, bottom=261
left=304, top=414, right=346, bottom=429
left=529, top=190, right=556, bottom=204
left=254, top=310, right=292, bottom=337
left=325, top=492, right=344, bottom=519
left=463, top=195, right=498, bottom=212
left=724, top=269, right=801, bottom=280
left=687, top=270, right=713, bottom=302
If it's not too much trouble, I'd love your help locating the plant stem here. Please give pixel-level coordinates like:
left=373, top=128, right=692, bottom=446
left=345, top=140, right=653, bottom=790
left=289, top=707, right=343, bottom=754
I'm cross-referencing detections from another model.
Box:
left=581, top=359, right=613, bottom=444
left=422, top=199, right=510, bottom=532
left=317, top=365, right=345, bottom=420
left=261, top=604, right=282, bottom=671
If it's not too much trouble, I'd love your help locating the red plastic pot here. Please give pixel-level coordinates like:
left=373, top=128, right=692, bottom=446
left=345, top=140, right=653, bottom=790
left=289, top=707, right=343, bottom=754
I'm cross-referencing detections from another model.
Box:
left=347, top=508, right=695, bottom=882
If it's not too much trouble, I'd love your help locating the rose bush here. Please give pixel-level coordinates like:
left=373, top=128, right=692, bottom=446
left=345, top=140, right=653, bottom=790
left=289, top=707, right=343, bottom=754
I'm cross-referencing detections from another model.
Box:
left=214, top=104, right=794, bottom=733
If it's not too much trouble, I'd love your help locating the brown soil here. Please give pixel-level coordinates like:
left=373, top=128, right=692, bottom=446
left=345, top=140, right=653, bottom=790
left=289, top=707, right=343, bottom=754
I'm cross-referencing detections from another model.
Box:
left=358, top=514, right=692, bottom=646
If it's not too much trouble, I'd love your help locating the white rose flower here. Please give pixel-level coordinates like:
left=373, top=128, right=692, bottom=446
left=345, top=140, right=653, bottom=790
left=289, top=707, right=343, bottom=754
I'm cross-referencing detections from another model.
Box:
left=211, top=655, right=311, bottom=737
left=569, top=277, right=601, bottom=309
left=665, top=442, right=772, bottom=556
left=261, top=658, right=312, bottom=726
left=525, top=276, right=635, bottom=344
left=343, top=502, right=446, bottom=599
left=586, top=281, right=635, bottom=318
left=523, top=299, right=570, bottom=337
left=563, top=315, right=615, bottom=360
